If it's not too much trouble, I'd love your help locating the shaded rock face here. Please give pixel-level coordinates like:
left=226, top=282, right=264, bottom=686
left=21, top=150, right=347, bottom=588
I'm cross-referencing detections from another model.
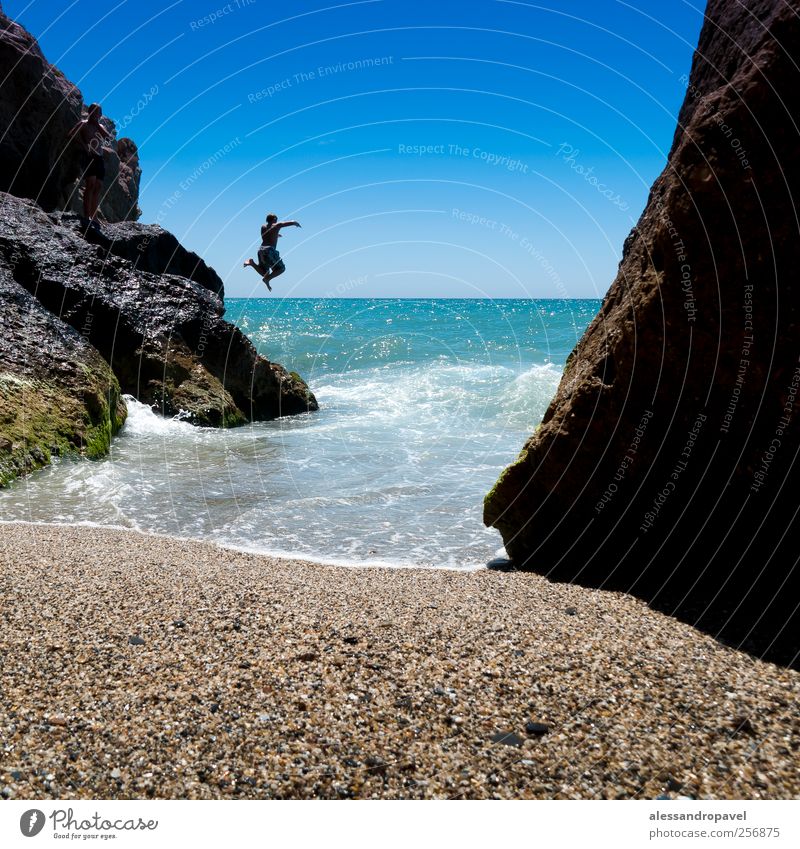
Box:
left=0, top=274, right=126, bottom=486
left=62, top=213, right=224, bottom=298
left=0, top=10, right=82, bottom=211
left=484, top=0, right=800, bottom=667
left=0, top=10, right=140, bottom=221
left=0, top=194, right=317, bottom=443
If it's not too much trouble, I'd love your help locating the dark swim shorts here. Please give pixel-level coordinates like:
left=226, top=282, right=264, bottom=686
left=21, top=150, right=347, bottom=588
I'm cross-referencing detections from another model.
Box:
left=258, top=245, right=285, bottom=274
left=82, top=152, right=105, bottom=180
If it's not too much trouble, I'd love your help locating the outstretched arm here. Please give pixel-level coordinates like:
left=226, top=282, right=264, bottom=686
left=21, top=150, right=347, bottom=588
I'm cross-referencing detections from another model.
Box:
left=278, top=220, right=301, bottom=228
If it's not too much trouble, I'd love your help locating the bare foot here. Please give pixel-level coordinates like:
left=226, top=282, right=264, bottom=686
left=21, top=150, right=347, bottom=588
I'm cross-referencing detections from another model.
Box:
left=262, top=275, right=273, bottom=292
left=243, top=258, right=254, bottom=268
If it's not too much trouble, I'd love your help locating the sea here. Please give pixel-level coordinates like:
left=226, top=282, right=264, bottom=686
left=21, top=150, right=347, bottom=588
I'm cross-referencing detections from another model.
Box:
left=0, top=299, right=600, bottom=569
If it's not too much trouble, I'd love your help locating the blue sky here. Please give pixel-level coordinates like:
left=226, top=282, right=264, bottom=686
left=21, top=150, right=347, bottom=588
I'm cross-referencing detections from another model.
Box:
left=6, top=0, right=705, bottom=298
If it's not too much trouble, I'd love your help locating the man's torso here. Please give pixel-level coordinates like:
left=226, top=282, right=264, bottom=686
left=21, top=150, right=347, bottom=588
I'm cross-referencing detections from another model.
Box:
left=260, top=225, right=280, bottom=248
left=79, top=121, right=106, bottom=155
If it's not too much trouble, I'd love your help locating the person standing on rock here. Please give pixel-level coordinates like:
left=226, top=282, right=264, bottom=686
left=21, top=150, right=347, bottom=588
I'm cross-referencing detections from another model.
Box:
left=68, top=103, right=111, bottom=226
left=243, top=213, right=301, bottom=291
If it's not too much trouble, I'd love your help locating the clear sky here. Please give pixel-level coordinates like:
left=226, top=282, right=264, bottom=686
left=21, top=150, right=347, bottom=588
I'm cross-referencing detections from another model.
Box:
left=6, top=0, right=705, bottom=298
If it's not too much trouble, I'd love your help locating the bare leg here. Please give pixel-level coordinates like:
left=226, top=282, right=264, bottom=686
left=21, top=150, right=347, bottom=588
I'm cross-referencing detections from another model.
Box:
left=82, top=178, right=93, bottom=218
left=261, top=264, right=285, bottom=292
left=243, top=258, right=267, bottom=275
left=87, top=177, right=101, bottom=220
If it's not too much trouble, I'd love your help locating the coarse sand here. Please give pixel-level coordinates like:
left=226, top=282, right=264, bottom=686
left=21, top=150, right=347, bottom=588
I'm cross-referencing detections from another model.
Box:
left=0, top=523, right=798, bottom=800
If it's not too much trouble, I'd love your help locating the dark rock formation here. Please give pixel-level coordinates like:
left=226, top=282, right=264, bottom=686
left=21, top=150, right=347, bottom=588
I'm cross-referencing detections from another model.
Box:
left=484, top=0, right=800, bottom=667
left=0, top=274, right=126, bottom=486
left=0, top=9, right=140, bottom=222
left=58, top=212, right=224, bottom=297
left=0, top=193, right=317, bottom=443
left=0, top=8, right=82, bottom=211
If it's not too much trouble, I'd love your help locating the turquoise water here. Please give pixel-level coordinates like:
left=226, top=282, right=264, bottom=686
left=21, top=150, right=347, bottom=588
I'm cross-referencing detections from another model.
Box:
left=0, top=299, right=599, bottom=568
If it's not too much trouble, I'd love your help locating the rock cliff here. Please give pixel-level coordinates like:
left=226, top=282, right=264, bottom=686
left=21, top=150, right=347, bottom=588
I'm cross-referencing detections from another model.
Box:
left=484, top=0, right=800, bottom=665
left=0, top=8, right=140, bottom=221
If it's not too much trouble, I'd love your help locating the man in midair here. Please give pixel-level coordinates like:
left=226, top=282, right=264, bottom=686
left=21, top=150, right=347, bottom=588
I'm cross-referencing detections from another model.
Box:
left=243, top=213, right=301, bottom=291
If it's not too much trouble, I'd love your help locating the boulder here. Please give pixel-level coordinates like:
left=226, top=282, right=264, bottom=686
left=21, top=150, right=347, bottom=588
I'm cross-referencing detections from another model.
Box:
left=56, top=212, right=224, bottom=297
left=484, top=0, right=800, bottom=666
left=0, top=273, right=126, bottom=486
left=0, top=193, right=317, bottom=438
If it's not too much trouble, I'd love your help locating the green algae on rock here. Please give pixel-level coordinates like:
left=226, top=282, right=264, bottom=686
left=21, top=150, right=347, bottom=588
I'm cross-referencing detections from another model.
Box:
left=0, top=277, right=126, bottom=487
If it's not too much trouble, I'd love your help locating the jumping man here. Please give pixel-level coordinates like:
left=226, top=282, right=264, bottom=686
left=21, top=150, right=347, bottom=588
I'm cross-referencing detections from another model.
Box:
left=68, top=103, right=111, bottom=225
left=243, top=213, right=301, bottom=291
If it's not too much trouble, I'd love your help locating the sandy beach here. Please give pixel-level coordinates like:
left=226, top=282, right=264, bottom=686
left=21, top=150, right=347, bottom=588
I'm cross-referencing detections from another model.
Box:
left=0, top=522, right=797, bottom=800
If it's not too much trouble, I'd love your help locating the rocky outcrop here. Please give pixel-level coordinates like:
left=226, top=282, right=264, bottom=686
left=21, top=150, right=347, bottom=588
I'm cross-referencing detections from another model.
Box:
left=0, top=193, right=317, bottom=445
left=0, top=274, right=126, bottom=486
left=484, top=0, right=800, bottom=666
left=65, top=213, right=224, bottom=297
left=0, top=9, right=140, bottom=221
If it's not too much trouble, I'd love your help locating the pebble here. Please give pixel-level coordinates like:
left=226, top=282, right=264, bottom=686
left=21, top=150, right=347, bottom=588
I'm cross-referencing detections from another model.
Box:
left=295, top=652, right=318, bottom=662
left=525, top=721, right=550, bottom=736
left=128, top=635, right=145, bottom=646
left=491, top=731, right=524, bottom=748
